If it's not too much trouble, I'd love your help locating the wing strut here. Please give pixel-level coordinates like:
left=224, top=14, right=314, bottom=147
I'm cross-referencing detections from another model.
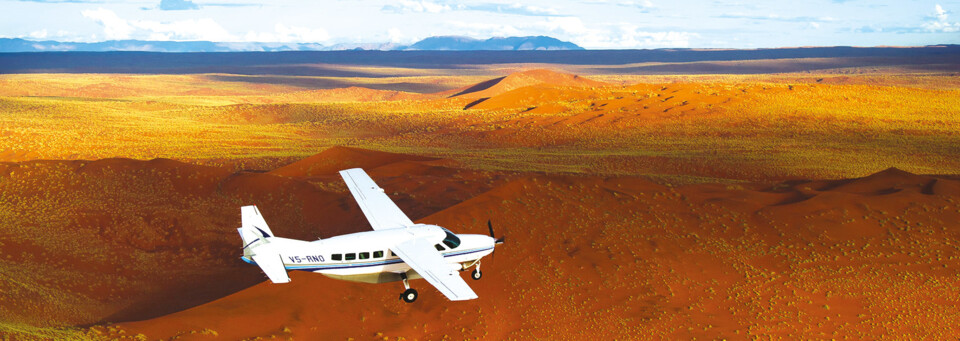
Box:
left=391, top=238, right=478, bottom=301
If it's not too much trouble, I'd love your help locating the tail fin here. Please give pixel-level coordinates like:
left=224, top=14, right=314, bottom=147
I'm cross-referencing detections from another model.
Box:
left=238, top=205, right=275, bottom=257
left=237, top=205, right=290, bottom=284
left=242, top=205, right=275, bottom=238
left=237, top=206, right=273, bottom=247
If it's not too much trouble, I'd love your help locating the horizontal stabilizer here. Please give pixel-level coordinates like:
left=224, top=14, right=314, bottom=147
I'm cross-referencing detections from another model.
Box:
left=252, top=251, right=290, bottom=284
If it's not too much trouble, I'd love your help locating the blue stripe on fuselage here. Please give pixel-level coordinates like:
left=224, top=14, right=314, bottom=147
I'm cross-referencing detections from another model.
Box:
left=272, top=246, right=494, bottom=272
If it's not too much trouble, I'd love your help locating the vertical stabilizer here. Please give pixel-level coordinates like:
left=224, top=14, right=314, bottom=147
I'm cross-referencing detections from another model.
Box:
left=241, top=205, right=275, bottom=238
left=237, top=205, right=291, bottom=283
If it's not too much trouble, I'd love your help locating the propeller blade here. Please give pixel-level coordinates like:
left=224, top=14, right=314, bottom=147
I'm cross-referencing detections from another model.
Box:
left=487, top=220, right=498, bottom=261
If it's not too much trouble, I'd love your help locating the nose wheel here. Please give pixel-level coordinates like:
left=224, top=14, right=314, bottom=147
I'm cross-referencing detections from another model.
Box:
left=399, top=273, right=418, bottom=303
left=470, top=261, right=482, bottom=281
left=401, top=288, right=418, bottom=303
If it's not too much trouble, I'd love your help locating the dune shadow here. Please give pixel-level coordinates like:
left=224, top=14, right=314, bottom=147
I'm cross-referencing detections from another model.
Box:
left=207, top=75, right=453, bottom=93
left=771, top=191, right=817, bottom=206
left=809, top=179, right=854, bottom=192
left=96, top=269, right=264, bottom=325
left=463, top=97, right=490, bottom=110
left=450, top=76, right=506, bottom=97
left=922, top=179, right=937, bottom=195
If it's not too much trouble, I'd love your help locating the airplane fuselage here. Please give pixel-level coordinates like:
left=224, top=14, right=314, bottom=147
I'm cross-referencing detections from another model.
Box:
left=242, top=224, right=496, bottom=284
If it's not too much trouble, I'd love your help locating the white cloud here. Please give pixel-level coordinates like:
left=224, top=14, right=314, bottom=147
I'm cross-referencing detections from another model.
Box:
left=585, top=0, right=654, bottom=11
left=387, top=28, right=407, bottom=43
left=135, top=18, right=234, bottom=41
left=609, top=27, right=698, bottom=48
left=935, top=4, right=948, bottom=22
left=80, top=8, right=330, bottom=43
left=503, top=3, right=559, bottom=16
left=244, top=23, right=330, bottom=43
left=383, top=1, right=452, bottom=13
left=384, top=1, right=561, bottom=16
left=82, top=8, right=135, bottom=40
left=617, top=0, right=654, bottom=10
left=446, top=17, right=697, bottom=48
left=83, top=8, right=234, bottom=41
left=30, top=43, right=75, bottom=51
left=28, top=29, right=48, bottom=39
left=925, top=4, right=959, bottom=32
left=531, top=18, right=697, bottom=48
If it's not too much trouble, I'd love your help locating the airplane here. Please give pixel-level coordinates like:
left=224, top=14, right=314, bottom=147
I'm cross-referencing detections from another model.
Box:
left=236, top=168, right=505, bottom=303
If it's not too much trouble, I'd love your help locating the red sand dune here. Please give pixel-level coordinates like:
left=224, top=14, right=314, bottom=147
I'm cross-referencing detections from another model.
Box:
left=91, top=150, right=960, bottom=339
left=279, top=86, right=425, bottom=102
left=446, top=69, right=608, bottom=99
left=3, top=147, right=960, bottom=339
left=270, top=146, right=439, bottom=178
left=0, top=147, right=521, bottom=329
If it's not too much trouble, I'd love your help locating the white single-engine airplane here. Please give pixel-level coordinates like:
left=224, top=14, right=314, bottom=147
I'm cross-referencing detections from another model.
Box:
left=237, top=168, right=504, bottom=302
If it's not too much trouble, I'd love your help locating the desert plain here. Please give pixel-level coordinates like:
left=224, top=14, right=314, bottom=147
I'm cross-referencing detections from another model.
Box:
left=1, top=47, right=960, bottom=339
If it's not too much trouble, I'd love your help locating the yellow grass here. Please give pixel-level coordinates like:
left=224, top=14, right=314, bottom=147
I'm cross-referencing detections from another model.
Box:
left=1, top=72, right=958, bottom=182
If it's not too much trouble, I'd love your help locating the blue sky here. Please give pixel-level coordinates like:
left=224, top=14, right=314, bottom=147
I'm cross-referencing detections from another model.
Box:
left=1, top=0, right=957, bottom=48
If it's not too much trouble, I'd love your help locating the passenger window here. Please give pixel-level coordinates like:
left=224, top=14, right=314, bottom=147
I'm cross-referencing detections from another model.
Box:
left=345, top=253, right=356, bottom=261
left=435, top=244, right=445, bottom=251
left=359, top=252, right=370, bottom=260
left=443, top=240, right=458, bottom=249
left=389, top=250, right=396, bottom=257
left=332, top=254, right=342, bottom=261
left=373, top=251, right=384, bottom=258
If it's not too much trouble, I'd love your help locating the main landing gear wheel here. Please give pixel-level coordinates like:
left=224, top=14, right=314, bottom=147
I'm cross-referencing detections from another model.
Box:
left=401, top=288, right=418, bottom=303
left=399, top=273, right=417, bottom=303
left=471, top=269, right=482, bottom=280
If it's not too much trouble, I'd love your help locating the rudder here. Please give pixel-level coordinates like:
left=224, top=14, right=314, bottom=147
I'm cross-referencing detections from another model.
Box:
left=238, top=205, right=274, bottom=256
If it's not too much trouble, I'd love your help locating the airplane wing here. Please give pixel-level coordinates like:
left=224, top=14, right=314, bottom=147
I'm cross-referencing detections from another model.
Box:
left=339, top=168, right=415, bottom=231
left=251, top=251, right=291, bottom=284
left=392, top=238, right=478, bottom=301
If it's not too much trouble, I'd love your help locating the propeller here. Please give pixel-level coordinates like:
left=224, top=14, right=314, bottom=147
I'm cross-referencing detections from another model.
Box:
left=488, top=220, right=505, bottom=245
left=486, top=219, right=504, bottom=263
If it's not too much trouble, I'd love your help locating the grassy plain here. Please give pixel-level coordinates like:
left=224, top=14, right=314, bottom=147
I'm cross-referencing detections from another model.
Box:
left=1, top=69, right=958, bottom=182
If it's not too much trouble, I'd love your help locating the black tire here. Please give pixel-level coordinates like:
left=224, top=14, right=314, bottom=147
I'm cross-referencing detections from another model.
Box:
left=401, top=288, right=418, bottom=303
left=471, top=269, right=482, bottom=280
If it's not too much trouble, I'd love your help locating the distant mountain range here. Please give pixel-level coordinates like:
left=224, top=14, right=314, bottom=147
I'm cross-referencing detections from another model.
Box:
left=407, top=36, right=583, bottom=51
left=0, top=35, right=583, bottom=53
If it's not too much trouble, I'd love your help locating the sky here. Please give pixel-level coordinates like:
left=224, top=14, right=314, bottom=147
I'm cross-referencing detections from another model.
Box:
left=0, top=0, right=958, bottom=49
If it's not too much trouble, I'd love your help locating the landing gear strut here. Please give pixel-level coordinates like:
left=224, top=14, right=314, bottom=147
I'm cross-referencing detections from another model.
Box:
left=471, top=261, right=482, bottom=281
left=399, top=273, right=418, bottom=303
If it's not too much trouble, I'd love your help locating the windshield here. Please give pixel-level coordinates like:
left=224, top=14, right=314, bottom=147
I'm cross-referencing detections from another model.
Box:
left=441, top=227, right=461, bottom=249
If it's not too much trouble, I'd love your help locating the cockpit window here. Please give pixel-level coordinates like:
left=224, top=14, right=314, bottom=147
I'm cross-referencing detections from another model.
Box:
left=441, top=227, right=461, bottom=249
